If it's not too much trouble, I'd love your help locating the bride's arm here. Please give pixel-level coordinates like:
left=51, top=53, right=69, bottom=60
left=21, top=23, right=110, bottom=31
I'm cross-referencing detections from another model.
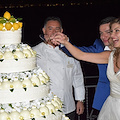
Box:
left=64, top=41, right=110, bottom=64
left=52, top=32, right=111, bottom=64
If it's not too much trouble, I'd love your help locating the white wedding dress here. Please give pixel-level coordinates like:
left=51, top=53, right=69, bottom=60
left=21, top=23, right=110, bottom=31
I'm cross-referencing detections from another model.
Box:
left=98, top=51, right=120, bottom=120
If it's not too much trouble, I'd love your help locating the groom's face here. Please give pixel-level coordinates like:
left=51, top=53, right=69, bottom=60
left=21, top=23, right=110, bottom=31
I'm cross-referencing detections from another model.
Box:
left=99, top=23, right=111, bottom=46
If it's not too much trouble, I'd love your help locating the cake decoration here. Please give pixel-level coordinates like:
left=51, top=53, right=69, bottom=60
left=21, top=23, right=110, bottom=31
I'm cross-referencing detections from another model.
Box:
left=0, top=11, right=22, bottom=31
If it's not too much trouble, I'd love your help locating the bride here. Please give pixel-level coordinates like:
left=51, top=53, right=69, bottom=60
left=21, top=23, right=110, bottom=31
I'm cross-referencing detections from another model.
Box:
left=51, top=17, right=120, bottom=120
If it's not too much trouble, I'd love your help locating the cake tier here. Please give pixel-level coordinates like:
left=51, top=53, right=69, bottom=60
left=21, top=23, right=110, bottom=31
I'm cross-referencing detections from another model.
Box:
left=0, top=92, right=69, bottom=120
left=0, top=30, right=21, bottom=45
left=0, top=67, right=50, bottom=104
left=0, top=111, right=69, bottom=120
left=0, top=112, right=69, bottom=120
left=0, top=57, right=36, bottom=73
left=0, top=43, right=36, bottom=73
left=0, top=84, right=49, bottom=104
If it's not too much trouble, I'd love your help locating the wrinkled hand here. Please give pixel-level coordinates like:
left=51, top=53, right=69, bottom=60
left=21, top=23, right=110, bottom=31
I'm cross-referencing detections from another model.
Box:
left=76, top=101, right=84, bottom=115
left=50, top=32, right=68, bottom=45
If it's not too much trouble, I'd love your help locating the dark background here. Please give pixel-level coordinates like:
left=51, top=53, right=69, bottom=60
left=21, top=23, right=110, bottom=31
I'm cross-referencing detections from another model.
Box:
left=0, top=0, right=120, bottom=81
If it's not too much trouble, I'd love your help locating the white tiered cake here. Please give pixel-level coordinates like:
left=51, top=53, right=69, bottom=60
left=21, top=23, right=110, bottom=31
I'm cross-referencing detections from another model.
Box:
left=0, top=11, right=69, bottom=120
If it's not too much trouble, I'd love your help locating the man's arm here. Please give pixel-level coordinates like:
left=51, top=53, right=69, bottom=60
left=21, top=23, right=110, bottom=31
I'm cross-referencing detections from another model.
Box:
left=73, top=60, right=85, bottom=115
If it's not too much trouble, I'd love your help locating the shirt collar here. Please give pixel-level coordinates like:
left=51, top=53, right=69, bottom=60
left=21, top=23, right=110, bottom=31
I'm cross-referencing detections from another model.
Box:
left=104, top=46, right=111, bottom=51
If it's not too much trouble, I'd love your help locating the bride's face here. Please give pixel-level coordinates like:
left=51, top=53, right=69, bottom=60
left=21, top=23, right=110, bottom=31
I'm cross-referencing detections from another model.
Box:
left=111, top=23, right=120, bottom=48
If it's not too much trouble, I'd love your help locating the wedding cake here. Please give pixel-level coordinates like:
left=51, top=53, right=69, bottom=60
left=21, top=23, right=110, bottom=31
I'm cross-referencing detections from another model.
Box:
left=0, top=11, right=70, bottom=120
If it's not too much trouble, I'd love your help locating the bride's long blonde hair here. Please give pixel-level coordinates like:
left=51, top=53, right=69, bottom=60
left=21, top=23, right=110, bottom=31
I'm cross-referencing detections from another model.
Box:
left=110, top=17, right=120, bottom=68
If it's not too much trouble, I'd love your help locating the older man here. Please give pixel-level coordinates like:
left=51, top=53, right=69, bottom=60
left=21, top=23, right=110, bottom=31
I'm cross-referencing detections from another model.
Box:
left=33, top=16, right=85, bottom=120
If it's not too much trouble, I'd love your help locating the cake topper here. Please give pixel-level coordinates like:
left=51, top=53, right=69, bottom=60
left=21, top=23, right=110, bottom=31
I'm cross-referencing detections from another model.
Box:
left=0, top=11, right=22, bottom=31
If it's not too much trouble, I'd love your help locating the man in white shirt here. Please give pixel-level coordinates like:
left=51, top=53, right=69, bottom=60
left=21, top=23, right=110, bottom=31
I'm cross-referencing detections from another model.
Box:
left=32, top=16, right=85, bottom=120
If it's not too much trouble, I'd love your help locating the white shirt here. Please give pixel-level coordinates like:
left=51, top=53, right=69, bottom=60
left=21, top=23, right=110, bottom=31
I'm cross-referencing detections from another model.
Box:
left=104, top=46, right=111, bottom=51
left=32, top=42, right=85, bottom=114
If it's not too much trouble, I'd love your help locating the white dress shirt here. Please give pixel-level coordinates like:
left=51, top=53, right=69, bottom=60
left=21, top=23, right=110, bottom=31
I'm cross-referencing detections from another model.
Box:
left=32, top=42, right=85, bottom=114
left=104, top=46, right=111, bottom=51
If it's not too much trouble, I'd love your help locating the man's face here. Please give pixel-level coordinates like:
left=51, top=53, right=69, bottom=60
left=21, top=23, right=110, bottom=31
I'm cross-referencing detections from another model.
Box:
left=42, top=20, right=63, bottom=44
left=99, top=23, right=111, bottom=46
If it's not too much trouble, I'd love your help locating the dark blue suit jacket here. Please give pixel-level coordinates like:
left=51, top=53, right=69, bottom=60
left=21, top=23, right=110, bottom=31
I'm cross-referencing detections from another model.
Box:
left=60, top=39, right=110, bottom=110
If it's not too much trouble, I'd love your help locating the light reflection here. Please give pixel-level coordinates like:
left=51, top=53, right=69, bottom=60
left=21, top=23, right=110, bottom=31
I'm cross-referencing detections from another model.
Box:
left=0, top=2, right=94, bottom=9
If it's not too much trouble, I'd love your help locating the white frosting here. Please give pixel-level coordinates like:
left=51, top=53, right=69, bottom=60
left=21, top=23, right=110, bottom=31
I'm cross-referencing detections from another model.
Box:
left=0, top=84, right=49, bottom=103
left=0, top=57, right=36, bottom=73
left=0, top=29, right=21, bottom=45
